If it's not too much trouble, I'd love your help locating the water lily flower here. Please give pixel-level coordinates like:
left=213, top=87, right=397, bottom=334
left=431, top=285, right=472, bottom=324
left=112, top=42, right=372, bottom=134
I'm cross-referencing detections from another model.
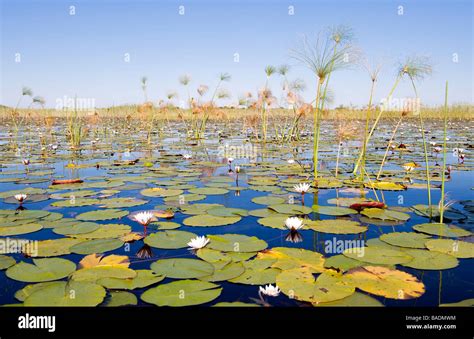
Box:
left=430, top=141, right=436, bottom=146
left=187, top=236, right=210, bottom=250
left=235, top=165, right=241, bottom=173
left=287, top=159, right=295, bottom=164
left=22, top=159, right=30, bottom=166
left=183, top=154, right=192, bottom=160
left=294, top=182, right=310, bottom=194
left=259, top=284, right=281, bottom=297
left=133, top=211, right=155, bottom=226
left=51, top=145, right=58, bottom=150
left=14, top=194, right=27, bottom=203
left=402, top=162, right=419, bottom=172
left=227, top=157, right=234, bottom=164
left=434, top=146, right=442, bottom=153
left=285, top=217, right=304, bottom=231
left=453, top=148, right=464, bottom=157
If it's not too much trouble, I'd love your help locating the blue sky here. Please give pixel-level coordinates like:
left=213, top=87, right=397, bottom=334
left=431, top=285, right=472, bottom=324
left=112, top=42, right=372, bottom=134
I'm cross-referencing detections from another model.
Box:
left=1, top=0, right=472, bottom=108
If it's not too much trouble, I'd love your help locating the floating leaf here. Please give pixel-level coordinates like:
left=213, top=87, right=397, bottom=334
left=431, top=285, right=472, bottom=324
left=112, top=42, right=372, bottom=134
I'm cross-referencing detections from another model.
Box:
left=401, top=249, right=459, bottom=270
left=141, top=187, right=184, bottom=197
left=257, top=247, right=325, bottom=273
left=200, top=261, right=245, bottom=282
left=207, top=207, right=248, bottom=217
left=268, top=204, right=312, bottom=215
left=361, top=208, right=410, bottom=221
left=343, top=246, right=413, bottom=265
left=345, top=266, right=425, bottom=299
left=183, top=214, right=241, bottom=227
left=0, top=255, right=16, bottom=270
left=71, top=224, right=131, bottom=239
left=98, top=270, right=164, bottom=290
left=70, top=238, right=124, bottom=255
left=425, top=239, right=474, bottom=258
left=257, top=215, right=290, bottom=230
left=6, top=258, right=76, bottom=282
left=315, top=292, right=384, bottom=307
left=0, top=223, right=42, bottom=236
left=151, top=258, right=214, bottom=279
left=24, top=281, right=106, bottom=306
left=207, top=234, right=267, bottom=252
left=307, top=219, right=367, bottom=234
left=277, top=268, right=355, bottom=304
left=105, top=291, right=138, bottom=306
left=52, top=222, right=100, bottom=236
left=251, top=196, right=286, bottom=205
left=380, top=232, right=431, bottom=249
left=229, top=258, right=280, bottom=285
left=189, top=187, right=229, bottom=195
left=364, top=182, right=407, bottom=191
left=412, top=223, right=471, bottom=238
left=75, top=209, right=129, bottom=221
left=312, top=205, right=357, bottom=216
left=141, top=280, right=222, bottom=307
left=24, top=238, right=85, bottom=257
left=144, top=230, right=197, bottom=249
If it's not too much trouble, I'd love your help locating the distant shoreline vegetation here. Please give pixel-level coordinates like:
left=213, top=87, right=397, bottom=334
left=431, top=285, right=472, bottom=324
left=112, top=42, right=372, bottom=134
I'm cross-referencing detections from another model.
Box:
left=1, top=104, right=471, bottom=120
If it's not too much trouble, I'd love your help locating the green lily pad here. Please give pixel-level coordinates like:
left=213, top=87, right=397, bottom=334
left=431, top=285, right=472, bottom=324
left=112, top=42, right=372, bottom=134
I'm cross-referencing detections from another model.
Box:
left=251, top=196, right=286, bottom=205
left=188, top=187, right=229, bottom=195
left=98, top=270, right=164, bottom=290
left=401, top=249, right=459, bottom=270
left=324, top=254, right=364, bottom=272
left=268, top=204, right=312, bottom=215
left=0, top=223, right=42, bottom=236
left=257, top=247, right=325, bottom=273
left=141, top=187, right=184, bottom=197
left=71, top=224, right=131, bottom=239
left=105, top=291, right=138, bottom=306
left=6, top=258, right=76, bottom=282
left=200, top=261, right=245, bottom=282
left=312, top=205, right=357, bottom=216
left=141, top=279, right=222, bottom=307
left=412, top=223, right=471, bottom=238
left=229, top=258, right=280, bottom=285
left=207, top=207, right=248, bottom=217
left=277, top=268, right=355, bottom=304
left=151, top=258, right=215, bottom=279
left=207, top=234, right=267, bottom=252
left=24, top=281, right=106, bottom=306
left=144, top=230, right=197, bottom=249
left=307, top=219, right=367, bottom=234
left=70, top=238, right=124, bottom=255
left=97, top=197, right=148, bottom=208
left=183, top=214, right=241, bottom=227
left=150, top=221, right=181, bottom=230
left=380, top=232, right=431, bottom=249
left=24, top=238, right=85, bottom=257
left=361, top=208, right=410, bottom=221
left=15, top=281, right=64, bottom=302
left=75, top=209, right=129, bottom=221
left=0, top=255, right=16, bottom=270
left=52, top=222, right=100, bottom=236
left=343, top=246, right=413, bottom=265
left=316, top=292, right=384, bottom=307
left=425, top=239, right=474, bottom=258
left=257, top=215, right=291, bottom=230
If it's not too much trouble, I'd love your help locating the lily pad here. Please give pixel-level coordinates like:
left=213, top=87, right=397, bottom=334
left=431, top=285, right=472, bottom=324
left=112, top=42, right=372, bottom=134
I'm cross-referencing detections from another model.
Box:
left=307, top=219, right=367, bottom=234
left=412, top=223, right=471, bottom=238
left=207, top=234, right=267, bottom=252
left=24, top=281, right=106, bottom=306
left=183, top=214, right=241, bottom=227
left=343, top=246, right=413, bottom=265
left=6, top=258, right=76, bottom=282
left=144, top=230, right=197, bottom=249
left=0, top=255, right=16, bottom=270
left=361, top=208, right=410, bottom=221
left=380, top=232, right=431, bottom=249
left=70, top=238, right=124, bottom=255
left=141, top=279, right=222, bottom=307
left=312, top=205, right=357, bottom=216
left=98, top=270, right=165, bottom=290
left=401, top=249, right=459, bottom=270
left=75, top=209, right=129, bottom=221
left=425, top=239, right=474, bottom=258
left=345, top=266, right=425, bottom=299
left=151, top=258, right=214, bottom=279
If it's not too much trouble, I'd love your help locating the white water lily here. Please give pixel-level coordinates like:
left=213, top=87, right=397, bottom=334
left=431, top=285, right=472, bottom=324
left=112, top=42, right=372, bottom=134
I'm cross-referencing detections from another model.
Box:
left=187, top=236, right=210, bottom=250
left=430, top=141, right=436, bottom=146
left=133, top=211, right=155, bottom=226
left=294, top=182, right=310, bottom=194
left=227, top=157, right=234, bottom=164
left=434, top=146, right=442, bottom=153
left=183, top=153, right=192, bottom=160
left=285, top=217, right=304, bottom=231
left=22, top=159, right=30, bottom=166
left=287, top=159, right=295, bottom=164
left=14, top=194, right=27, bottom=203
left=453, top=148, right=464, bottom=157
left=259, top=284, right=281, bottom=297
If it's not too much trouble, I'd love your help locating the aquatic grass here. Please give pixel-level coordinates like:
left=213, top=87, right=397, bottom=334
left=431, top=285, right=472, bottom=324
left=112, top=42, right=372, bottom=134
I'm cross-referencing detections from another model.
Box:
left=291, top=28, right=355, bottom=181
left=439, top=81, right=449, bottom=223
